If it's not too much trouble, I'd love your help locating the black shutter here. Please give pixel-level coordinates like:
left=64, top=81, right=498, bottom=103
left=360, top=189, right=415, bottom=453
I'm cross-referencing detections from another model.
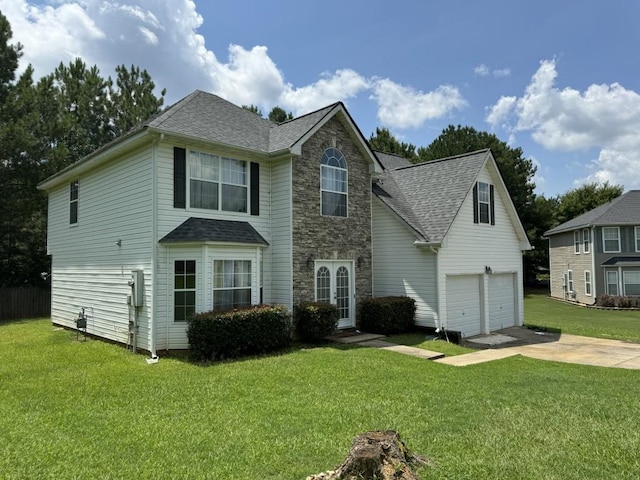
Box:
left=174, top=147, right=186, bottom=208
left=250, top=162, right=259, bottom=216
left=472, top=183, right=479, bottom=224
left=489, top=184, right=495, bottom=225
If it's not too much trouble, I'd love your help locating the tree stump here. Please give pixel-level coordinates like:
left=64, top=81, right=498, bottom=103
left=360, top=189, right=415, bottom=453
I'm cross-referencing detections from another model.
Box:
left=306, top=430, right=428, bottom=480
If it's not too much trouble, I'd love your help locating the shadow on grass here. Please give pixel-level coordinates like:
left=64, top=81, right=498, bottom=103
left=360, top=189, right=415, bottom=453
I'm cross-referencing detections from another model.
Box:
left=0, top=317, right=45, bottom=327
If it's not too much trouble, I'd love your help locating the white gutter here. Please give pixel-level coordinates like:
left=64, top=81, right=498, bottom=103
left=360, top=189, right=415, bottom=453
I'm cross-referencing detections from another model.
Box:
left=148, top=133, right=162, bottom=363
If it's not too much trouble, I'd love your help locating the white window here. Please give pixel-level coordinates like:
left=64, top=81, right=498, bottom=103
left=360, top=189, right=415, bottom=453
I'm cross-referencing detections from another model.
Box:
left=635, top=226, right=640, bottom=252
left=213, top=260, right=252, bottom=310
left=574, top=231, right=580, bottom=254
left=321, top=148, right=347, bottom=217
left=584, top=271, right=592, bottom=296
left=602, top=227, right=620, bottom=253
left=69, top=180, right=78, bottom=224
left=477, top=182, right=491, bottom=224
left=623, top=271, right=640, bottom=296
left=189, top=151, right=247, bottom=212
left=606, top=270, right=619, bottom=295
left=583, top=228, right=590, bottom=253
left=174, top=260, right=196, bottom=322
left=567, top=270, right=574, bottom=292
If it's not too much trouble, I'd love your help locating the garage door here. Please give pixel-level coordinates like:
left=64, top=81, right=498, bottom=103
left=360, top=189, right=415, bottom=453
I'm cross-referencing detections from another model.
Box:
left=488, top=273, right=516, bottom=331
left=446, top=275, right=481, bottom=337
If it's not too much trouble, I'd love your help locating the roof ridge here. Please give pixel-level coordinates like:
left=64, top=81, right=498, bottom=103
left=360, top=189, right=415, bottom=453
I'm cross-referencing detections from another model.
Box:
left=394, top=148, right=490, bottom=170
left=276, top=102, right=340, bottom=127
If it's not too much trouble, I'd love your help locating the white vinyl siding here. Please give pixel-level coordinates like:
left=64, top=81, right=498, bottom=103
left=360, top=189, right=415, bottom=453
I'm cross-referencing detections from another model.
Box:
left=371, top=199, right=438, bottom=327
left=574, top=231, right=580, bottom=254
left=47, top=145, right=154, bottom=351
left=602, top=227, right=621, bottom=253
left=268, top=158, right=293, bottom=308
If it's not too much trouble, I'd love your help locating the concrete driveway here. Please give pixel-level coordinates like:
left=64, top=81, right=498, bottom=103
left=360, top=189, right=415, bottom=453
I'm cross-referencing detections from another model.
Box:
left=435, top=327, right=640, bottom=369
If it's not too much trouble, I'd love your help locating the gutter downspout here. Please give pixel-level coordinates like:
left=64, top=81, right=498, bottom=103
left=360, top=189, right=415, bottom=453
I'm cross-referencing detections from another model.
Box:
left=148, top=133, right=163, bottom=362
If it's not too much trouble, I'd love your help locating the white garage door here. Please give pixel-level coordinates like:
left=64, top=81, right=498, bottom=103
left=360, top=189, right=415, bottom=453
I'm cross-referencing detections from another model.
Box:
left=446, top=275, right=481, bottom=337
left=488, top=273, right=516, bottom=331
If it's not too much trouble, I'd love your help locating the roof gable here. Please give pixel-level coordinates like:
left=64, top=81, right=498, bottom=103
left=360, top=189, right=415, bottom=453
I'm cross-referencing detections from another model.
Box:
left=545, top=190, right=640, bottom=235
left=373, top=149, right=530, bottom=247
left=160, top=217, right=268, bottom=246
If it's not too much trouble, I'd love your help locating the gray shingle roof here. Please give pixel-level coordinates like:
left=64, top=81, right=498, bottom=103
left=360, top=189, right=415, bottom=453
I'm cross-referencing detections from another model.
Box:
left=160, top=217, right=268, bottom=245
left=373, top=149, right=490, bottom=243
left=268, top=104, right=337, bottom=152
left=148, top=90, right=273, bottom=152
left=601, top=256, right=640, bottom=266
left=544, top=190, right=640, bottom=236
left=374, top=151, right=413, bottom=171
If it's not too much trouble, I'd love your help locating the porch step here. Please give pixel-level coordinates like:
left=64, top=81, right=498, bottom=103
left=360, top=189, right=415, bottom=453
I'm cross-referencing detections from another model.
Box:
left=327, top=332, right=385, bottom=344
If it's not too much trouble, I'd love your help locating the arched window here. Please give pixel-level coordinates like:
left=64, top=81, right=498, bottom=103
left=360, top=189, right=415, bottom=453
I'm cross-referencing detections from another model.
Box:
left=320, top=148, right=347, bottom=217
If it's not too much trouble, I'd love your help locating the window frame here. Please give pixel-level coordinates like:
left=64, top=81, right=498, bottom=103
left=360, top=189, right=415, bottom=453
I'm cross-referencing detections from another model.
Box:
left=567, top=270, right=574, bottom=292
left=606, top=270, right=619, bottom=296
left=623, top=271, right=640, bottom=296
left=174, top=260, right=196, bottom=322
left=602, top=227, right=621, bottom=253
left=320, top=148, right=348, bottom=218
left=635, top=226, right=640, bottom=252
left=212, top=259, right=252, bottom=311
left=584, top=270, right=592, bottom=296
left=188, top=150, right=248, bottom=213
left=583, top=228, right=590, bottom=253
left=69, top=179, right=79, bottom=225
left=574, top=231, right=580, bottom=254
left=477, top=181, right=491, bottom=224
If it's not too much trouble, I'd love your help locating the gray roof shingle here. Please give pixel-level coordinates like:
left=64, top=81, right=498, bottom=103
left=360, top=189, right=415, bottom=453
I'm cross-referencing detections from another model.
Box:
left=374, top=151, right=413, bottom=171
left=374, top=149, right=490, bottom=243
left=160, top=217, right=268, bottom=245
left=544, top=190, right=640, bottom=235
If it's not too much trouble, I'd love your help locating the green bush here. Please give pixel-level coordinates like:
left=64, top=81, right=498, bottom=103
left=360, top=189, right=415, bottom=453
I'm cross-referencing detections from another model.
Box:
left=596, top=295, right=640, bottom=308
left=360, top=296, right=416, bottom=335
left=187, top=305, right=291, bottom=361
left=294, top=302, right=339, bottom=342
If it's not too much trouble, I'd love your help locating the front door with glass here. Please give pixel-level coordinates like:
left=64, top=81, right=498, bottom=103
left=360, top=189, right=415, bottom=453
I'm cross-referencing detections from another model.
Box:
left=315, top=261, right=354, bottom=328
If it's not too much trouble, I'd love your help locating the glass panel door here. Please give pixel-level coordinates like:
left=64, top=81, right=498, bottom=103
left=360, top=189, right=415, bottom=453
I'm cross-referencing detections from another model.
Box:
left=315, top=261, right=354, bottom=328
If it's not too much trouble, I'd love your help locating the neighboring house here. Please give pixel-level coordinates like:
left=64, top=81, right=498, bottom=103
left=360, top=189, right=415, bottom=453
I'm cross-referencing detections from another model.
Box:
left=372, top=149, right=532, bottom=338
left=38, top=90, right=383, bottom=355
left=544, top=190, right=640, bottom=303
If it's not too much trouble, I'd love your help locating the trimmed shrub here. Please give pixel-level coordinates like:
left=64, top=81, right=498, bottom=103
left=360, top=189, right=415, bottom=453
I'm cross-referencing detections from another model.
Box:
left=595, top=295, right=640, bottom=308
left=360, top=296, right=416, bottom=335
left=294, top=302, right=339, bottom=342
left=187, top=305, right=291, bottom=361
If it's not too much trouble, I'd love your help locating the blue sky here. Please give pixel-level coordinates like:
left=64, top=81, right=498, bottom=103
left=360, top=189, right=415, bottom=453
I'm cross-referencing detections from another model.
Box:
left=3, top=0, right=640, bottom=196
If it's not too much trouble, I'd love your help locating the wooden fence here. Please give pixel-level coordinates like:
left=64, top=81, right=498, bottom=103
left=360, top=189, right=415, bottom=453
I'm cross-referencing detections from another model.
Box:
left=0, top=287, right=51, bottom=321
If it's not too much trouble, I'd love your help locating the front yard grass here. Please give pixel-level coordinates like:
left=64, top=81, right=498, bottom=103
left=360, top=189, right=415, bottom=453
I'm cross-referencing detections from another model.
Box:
left=525, top=290, right=640, bottom=342
left=2, top=318, right=640, bottom=479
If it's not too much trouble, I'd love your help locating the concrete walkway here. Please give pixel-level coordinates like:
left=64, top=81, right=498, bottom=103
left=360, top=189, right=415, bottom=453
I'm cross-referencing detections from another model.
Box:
left=329, top=329, right=640, bottom=370
left=435, top=333, right=640, bottom=369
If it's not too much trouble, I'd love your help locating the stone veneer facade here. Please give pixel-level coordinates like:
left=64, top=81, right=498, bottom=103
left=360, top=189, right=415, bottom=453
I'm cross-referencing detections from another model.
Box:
left=291, top=116, right=373, bottom=323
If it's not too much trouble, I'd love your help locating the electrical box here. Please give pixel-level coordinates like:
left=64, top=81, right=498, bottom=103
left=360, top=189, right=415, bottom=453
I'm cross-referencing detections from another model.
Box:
left=129, top=269, right=144, bottom=307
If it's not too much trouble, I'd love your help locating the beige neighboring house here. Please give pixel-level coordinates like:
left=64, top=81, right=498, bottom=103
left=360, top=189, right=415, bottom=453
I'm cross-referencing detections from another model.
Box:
left=544, top=190, right=640, bottom=304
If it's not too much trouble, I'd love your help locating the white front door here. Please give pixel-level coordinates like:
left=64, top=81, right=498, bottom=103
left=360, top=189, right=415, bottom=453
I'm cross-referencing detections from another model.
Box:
left=315, top=261, right=354, bottom=328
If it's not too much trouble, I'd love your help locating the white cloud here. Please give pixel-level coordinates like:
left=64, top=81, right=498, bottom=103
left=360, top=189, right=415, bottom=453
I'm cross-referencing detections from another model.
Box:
left=474, top=64, right=510, bottom=78
left=1, top=0, right=465, bottom=131
left=371, top=79, right=466, bottom=129
left=474, top=64, right=490, bottom=76
left=280, top=69, right=369, bottom=115
left=487, top=58, right=640, bottom=190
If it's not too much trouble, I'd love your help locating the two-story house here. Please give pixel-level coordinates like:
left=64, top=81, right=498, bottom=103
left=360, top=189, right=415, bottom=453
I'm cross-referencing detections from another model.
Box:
left=38, top=91, right=383, bottom=356
left=544, top=190, right=640, bottom=303
left=39, top=90, right=532, bottom=356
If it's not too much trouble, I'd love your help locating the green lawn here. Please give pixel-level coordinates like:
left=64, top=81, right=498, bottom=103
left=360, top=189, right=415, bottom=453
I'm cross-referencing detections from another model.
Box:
left=2, top=318, right=640, bottom=479
left=524, top=290, right=640, bottom=342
